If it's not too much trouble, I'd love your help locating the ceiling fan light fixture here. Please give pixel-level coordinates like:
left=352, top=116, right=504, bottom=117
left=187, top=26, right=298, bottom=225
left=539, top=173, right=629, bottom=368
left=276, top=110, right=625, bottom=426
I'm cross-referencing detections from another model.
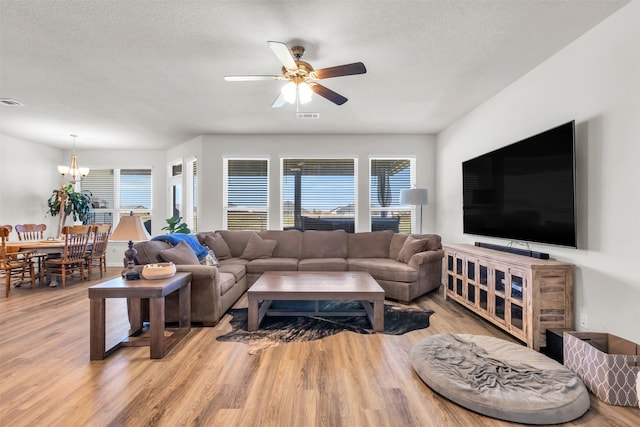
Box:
left=282, top=81, right=297, bottom=104
left=281, top=81, right=312, bottom=105
left=298, top=82, right=312, bottom=104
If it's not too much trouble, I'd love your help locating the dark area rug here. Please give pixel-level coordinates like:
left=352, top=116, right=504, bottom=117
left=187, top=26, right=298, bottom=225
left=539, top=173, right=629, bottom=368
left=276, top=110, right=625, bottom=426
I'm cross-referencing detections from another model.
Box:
left=216, top=300, right=434, bottom=353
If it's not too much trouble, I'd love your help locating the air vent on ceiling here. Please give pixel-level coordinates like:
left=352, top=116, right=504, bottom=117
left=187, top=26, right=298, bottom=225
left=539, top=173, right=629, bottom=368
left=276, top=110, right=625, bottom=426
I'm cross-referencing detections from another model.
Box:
left=296, top=112, right=320, bottom=119
left=0, top=98, right=24, bottom=107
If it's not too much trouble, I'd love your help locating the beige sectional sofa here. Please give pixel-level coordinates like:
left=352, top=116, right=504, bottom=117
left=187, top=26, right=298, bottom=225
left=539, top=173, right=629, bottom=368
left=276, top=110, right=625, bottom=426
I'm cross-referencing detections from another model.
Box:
left=134, top=229, right=443, bottom=326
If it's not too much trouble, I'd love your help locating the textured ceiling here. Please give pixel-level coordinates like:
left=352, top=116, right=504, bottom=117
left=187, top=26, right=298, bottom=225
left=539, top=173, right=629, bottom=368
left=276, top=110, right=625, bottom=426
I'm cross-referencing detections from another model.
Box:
left=0, top=0, right=629, bottom=150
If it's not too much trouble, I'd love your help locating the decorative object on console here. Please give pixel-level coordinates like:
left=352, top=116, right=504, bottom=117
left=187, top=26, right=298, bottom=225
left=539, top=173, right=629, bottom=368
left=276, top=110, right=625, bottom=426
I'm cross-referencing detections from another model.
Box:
left=141, top=262, right=177, bottom=280
left=57, top=134, right=89, bottom=184
left=110, top=212, right=151, bottom=280
left=400, top=188, right=428, bottom=233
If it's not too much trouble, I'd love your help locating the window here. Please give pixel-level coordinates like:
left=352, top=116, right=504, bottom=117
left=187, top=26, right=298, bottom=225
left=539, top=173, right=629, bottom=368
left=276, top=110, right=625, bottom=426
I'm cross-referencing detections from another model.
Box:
left=81, top=168, right=152, bottom=228
left=224, top=158, right=269, bottom=230
left=370, top=158, right=414, bottom=233
left=186, top=158, right=198, bottom=232
left=282, top=158, right=356, bottom=231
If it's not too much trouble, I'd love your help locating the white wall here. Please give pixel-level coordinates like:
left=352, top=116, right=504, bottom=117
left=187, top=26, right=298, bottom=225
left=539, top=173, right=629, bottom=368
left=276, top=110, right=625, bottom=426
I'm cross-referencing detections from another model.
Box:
left=436, top=2, right=640, bottom=342
left=192, top=134, right=436, bottom=233
left=0, top=135, right=63, bottom=235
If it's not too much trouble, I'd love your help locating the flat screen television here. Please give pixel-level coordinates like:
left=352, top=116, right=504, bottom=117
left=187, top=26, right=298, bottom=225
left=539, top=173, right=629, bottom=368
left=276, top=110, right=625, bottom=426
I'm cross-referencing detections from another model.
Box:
left=462, top=121, right=577, bottom=248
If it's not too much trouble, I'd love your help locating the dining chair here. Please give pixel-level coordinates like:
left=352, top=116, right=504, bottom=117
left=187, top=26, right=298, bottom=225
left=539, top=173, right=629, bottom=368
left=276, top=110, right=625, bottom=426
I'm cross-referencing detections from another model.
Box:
left=85, top=224, right=111, bottom=281
left=15, top=223, right=48, bottom=284
left=44, top=225, right=91, bottom=288
left=1, top=227, right=35, bottom=297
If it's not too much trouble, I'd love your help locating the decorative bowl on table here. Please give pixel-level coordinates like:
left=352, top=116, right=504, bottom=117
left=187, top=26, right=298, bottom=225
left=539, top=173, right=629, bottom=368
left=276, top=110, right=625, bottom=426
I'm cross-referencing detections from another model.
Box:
left=141, top=262, right=176, bottom=280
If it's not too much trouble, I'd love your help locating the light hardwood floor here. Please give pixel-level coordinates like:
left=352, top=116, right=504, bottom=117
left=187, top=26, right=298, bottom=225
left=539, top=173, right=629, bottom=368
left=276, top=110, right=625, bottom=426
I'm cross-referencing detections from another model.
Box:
left=1, top=268, right=638, bottom=426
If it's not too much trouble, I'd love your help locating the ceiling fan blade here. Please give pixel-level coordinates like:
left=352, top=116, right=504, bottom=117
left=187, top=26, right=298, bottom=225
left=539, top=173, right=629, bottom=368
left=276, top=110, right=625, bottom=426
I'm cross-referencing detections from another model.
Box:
left=310, top=83, right=348, bottom=105
left=313, top=62, right=367, bottom=79
left=267, top=41, right=298, bottom=71
left=224, top=75, right=281, bottom=81
left=271, top=93, right=286, bottom=108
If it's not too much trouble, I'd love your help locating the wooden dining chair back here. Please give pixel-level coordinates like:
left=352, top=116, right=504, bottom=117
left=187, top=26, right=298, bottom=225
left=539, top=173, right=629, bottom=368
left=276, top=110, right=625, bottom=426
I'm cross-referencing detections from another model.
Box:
left=85, top=224, right=111, bottom=281
left=0, top=225, right=12, bottom=234
left=15, top=224, right=46, bottom=241
left=1, top=227, right=35, bottom=297
left=44, top=225, right=91, bottom=288
left=15, top=223, right=48, bottom=284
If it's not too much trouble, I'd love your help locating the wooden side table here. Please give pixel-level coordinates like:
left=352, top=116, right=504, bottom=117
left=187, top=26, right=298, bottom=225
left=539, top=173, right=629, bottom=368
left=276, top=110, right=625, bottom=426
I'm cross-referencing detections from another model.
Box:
left=88, top=272, right=191, bottom=360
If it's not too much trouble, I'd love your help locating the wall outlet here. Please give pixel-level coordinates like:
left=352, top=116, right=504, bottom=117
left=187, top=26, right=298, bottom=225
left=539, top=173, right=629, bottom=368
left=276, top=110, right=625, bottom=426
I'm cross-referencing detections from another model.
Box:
left=580, top=312, right=588, bottom=328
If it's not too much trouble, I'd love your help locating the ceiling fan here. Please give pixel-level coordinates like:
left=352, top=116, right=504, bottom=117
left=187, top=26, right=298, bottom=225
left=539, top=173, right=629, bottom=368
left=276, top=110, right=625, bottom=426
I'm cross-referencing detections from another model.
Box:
left=224, top=41, right=367, bottom=108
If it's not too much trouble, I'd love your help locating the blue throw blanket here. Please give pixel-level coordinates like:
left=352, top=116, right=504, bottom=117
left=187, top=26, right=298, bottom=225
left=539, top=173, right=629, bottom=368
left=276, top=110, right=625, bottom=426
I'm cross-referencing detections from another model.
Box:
left=151, top=234, right=208, bottom=260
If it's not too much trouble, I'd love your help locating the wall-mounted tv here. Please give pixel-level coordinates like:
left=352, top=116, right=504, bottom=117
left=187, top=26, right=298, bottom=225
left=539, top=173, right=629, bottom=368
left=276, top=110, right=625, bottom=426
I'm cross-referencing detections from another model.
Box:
left=462, top=121, right=577, bottom=248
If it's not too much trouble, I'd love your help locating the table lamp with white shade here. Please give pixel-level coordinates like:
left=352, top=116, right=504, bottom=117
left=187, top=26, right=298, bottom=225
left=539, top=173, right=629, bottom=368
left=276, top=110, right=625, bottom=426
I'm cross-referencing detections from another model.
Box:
left=110, top=212, right=151, bottom=280
left=400, top=188, right=428, bottom=233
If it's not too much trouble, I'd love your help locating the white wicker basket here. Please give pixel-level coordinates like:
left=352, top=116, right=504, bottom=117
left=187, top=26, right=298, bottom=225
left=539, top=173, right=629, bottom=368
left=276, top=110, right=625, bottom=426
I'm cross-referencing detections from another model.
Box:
left=141, top=262, right=177, bottom=280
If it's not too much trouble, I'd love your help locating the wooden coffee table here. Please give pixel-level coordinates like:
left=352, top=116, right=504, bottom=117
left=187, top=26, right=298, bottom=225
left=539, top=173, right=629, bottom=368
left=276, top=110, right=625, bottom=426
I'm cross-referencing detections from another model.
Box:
left=88, top=272, right=191, bottom=360
left=247, top=271, right=385, bottom=332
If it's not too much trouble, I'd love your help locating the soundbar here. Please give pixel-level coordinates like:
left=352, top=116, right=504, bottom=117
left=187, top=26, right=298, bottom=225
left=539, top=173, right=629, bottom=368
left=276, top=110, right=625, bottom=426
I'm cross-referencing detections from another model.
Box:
left=474, top=242, right=549, bottom=259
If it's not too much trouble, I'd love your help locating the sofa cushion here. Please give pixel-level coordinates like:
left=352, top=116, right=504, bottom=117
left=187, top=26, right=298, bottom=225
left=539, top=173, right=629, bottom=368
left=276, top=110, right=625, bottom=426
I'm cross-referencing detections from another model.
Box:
left=246, top=258, right=299, bottom=274
left=349, top=258, right=419, bottom=283
left=412, top=233, right=442, bottom=251
left=134, top=240, right=170, bottom=265
left=201, top=232, right=232, bottom=260
left=217, top=230, right=256, bottom=257
left=301, top=230, right=348, bottom=259
left=218, top=262, right=246, bottom=282
left=259, top=230, right=303, bottom=258
left=389, top=234, right=409, bottom=261
left=298, top=258, right=349, bottom=271
left=397, top=235, right=429, bottom=263
left=218, top=272, right=237, bottom=296
left=240, top=234, right=278, bottom=260
left=347, top=230, right=393, bottom=258
left=160, top=240, right=200, bottom=265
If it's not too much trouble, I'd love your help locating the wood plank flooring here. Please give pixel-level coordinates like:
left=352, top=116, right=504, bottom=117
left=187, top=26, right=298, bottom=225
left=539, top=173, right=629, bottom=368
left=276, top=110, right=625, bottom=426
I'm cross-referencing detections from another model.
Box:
left=1, top=268, right=638, bottom=426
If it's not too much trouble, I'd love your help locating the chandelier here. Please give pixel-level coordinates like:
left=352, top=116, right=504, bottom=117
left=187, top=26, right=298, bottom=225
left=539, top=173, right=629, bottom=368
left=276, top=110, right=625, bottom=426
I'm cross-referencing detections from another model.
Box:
left=57, top=134, right=90, bottom=184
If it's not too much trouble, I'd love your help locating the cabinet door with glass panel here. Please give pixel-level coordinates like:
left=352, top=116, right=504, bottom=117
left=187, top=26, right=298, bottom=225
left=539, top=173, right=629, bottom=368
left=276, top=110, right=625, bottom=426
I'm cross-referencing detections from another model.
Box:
left=444, top=251, right=466, bottom=301
left=492, top=262, right=527, bottom=340
left=508, top=267, right=526, bottom=338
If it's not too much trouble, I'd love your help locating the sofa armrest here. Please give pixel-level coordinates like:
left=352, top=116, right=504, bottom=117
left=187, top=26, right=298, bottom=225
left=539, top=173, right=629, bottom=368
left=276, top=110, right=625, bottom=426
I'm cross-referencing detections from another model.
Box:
left=175, top=264, right=220, bottom=282
left=408, top=249, right=444, bottom=269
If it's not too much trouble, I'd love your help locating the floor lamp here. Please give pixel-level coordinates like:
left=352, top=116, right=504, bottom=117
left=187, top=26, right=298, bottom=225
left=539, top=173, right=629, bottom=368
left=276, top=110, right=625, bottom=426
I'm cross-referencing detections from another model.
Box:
left=400, top=188, right=428, bottom=233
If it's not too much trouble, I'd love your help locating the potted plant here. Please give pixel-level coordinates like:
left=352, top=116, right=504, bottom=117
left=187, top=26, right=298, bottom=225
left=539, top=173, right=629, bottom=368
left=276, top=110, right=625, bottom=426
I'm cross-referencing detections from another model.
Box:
left=47, top=184, right=93, bottom=237
left=162, top=216, right=190, bottom=234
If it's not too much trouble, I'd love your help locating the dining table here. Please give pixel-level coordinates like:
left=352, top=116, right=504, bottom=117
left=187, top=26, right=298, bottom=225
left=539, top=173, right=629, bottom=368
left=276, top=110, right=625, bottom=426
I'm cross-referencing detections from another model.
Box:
left=6, top=239, right=66, bottom=287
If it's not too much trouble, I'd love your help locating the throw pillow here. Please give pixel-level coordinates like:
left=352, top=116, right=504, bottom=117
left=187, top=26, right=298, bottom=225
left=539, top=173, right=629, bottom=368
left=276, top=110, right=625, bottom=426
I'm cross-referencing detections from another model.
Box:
left=159, top=240, right=200, bottom=265
left=203, top=232, right=232, bottom=260
left=200, top=249, right=220, bottom=267
left=240, top=233, right=278, bottom=260
left=396, top=235, right=428, bottom=263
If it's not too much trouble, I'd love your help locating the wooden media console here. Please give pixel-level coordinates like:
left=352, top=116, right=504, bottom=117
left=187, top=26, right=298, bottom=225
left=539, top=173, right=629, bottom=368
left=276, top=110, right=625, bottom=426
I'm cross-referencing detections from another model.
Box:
left=443, top=243, right=574, bottom=350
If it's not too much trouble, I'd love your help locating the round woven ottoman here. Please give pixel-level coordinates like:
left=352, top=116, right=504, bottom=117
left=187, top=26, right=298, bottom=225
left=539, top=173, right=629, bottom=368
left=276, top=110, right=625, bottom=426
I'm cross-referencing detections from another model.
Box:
left=411, top=334, right=590, bottom=424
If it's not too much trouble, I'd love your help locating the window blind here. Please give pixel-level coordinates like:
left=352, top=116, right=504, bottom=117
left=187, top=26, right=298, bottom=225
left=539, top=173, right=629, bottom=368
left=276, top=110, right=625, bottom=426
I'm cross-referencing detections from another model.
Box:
left=224, top=159, right=268, bottom=230
left=370, top=159, right=413, bottom=233
left=282, top=158, right=355, bottom=230
left=120, top=169, right=152, bottom=210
